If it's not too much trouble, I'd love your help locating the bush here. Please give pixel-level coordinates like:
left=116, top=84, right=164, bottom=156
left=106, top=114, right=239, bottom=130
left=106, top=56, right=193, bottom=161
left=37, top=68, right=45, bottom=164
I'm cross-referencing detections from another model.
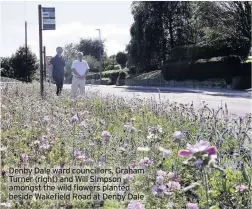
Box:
left=240, top=62, right=251, bottom=77
left=84, top=55, right=99, bottom=72
left=161, top=61, right=192, bottom=81
left=116, top=52, right=128, bottom=68
left=169, top=44, right=249, bottom=62
left=118, top=71, right=127, bottom=79
left=108, top=72, right=120, bottom=85
left=162, top=56, right=241, bottom=83
left=128, top=66, right=137, bottom=75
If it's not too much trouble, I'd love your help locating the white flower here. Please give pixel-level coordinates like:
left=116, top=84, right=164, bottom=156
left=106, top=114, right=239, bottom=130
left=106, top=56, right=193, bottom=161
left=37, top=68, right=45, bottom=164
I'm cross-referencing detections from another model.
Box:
left=137, top=147, right=150, bottom=152
left=0, top=203, right=11, bottom=208
left=0, top=146, right=7, bottom=151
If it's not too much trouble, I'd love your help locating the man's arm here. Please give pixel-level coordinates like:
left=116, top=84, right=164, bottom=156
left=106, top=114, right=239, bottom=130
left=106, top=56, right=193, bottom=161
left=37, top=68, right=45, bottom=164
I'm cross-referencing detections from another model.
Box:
left=71, top=61, right=81, bottom=77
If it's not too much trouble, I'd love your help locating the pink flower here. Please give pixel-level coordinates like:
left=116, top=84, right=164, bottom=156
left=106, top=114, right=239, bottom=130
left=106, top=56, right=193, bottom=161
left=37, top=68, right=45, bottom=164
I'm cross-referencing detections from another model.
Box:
left=101, top=131, right=111, bottom=138
left=76, top=155, right=85, bottom=161
left=236, top=185, right=248, bottom=192
left=178, top=150, right=193, bottom=157
left=21, top=153, right=29, bottom=162
left=205, top=146, right=217, bottom=156
left=186, top=203, right=199, bottom=209
left=132, top=162, right=137, bottom=168
left=179, top=141, right=218, bottom=159
left=127, top=201, right=145, bottom=209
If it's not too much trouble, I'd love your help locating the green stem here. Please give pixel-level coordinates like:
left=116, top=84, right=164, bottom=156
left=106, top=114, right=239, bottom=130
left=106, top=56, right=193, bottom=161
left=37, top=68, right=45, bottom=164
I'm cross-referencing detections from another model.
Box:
left=203, top=167, right=210, bottom=209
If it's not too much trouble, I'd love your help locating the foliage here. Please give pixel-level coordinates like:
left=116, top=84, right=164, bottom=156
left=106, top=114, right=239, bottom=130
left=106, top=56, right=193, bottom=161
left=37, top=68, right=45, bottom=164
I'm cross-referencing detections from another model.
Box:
left=116, top=52, right=128, bottom=68
left=127, top=1, right=251, bottom=73
left=103, top=54, right=117, bottom=70
left=162, top=56, right=242, bottom=85
left=1, top=83, right=251, bottom=208
left=0, top=46, right=38, bottom=82
left=128, top=66, right=137, bottom=75
left=63, top=43, right=79, bottom=83
left=83, top=55, right=99, bottom=72
left=78, top=38, right=105, bottom=61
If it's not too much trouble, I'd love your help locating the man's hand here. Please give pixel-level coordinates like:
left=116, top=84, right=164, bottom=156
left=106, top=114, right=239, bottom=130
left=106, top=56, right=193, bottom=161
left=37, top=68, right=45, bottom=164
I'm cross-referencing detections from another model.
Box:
left=80, top=75, right=86, bottom=80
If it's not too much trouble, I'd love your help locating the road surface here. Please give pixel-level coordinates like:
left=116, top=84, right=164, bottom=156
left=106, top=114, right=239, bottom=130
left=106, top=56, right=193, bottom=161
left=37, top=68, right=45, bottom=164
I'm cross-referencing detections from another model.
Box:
left=63, top=84, right=252, bottom=117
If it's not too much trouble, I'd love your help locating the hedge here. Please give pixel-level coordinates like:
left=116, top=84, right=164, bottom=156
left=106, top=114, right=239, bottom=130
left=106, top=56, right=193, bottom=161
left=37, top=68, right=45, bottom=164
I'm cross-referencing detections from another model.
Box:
left=161, top=56, right=242, bottom=84
left=169, top=43, right=250, bottom=62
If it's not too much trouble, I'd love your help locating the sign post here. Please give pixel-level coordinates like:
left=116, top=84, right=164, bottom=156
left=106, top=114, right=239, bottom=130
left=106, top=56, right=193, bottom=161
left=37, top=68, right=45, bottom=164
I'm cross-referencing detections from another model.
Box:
left=38, top=5, right=43, bottom=97
left=38, top=5, right=55, bottom=97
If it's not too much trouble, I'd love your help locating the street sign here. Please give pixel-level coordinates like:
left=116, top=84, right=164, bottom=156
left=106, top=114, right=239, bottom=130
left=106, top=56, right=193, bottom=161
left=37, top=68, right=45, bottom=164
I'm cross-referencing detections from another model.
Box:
left=42, top=7, right=55, bottom=30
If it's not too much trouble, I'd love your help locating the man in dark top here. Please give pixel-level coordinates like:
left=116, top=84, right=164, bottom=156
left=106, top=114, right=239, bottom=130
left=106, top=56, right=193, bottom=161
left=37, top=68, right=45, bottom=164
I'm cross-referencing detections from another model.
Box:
left=49, top=47, right=65, bottom=96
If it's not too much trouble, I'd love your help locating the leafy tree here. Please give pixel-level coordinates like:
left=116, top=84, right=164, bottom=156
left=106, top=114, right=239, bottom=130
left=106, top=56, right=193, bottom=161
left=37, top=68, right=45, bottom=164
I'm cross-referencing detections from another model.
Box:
left=1, top=46, right=38, bottom=82
left=78, top=39, right=105, bottom=61
left=84, top=55, right=99, bottom=72
left=63, top=43, right=79, bottom=83
left=0, top=57, right=12, bottom=77
left=116, top=52, right=128, bottom=68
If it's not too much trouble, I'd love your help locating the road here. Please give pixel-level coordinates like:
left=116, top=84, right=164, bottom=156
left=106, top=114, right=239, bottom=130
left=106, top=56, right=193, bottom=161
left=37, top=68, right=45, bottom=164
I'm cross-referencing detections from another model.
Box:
left=63, top=84, right=252, bottom=117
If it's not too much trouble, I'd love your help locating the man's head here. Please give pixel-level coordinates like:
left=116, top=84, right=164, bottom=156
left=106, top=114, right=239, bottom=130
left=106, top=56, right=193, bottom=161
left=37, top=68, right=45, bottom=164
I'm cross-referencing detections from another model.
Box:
left=77, top=52, right=83, bottom=61
left=56, top=47, right=63, bottom=56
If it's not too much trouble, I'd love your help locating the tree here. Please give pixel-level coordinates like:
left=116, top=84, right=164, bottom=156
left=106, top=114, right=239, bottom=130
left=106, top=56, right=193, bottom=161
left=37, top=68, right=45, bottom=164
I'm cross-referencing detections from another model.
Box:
left=84, top=55, right=99, bottom=72
left=2, top=46, right=38, bottom=82
left=78, top=39, right=105, bottom=61
left=116, top=52, right=128, bottom=69
left=0, top=57, right=13, bottom=77
left=63, top=43, right=78, bottom=83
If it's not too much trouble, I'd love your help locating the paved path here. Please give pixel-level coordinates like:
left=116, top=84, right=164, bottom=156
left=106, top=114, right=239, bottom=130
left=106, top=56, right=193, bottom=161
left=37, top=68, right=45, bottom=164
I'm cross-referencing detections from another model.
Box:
left=64, top=84, right=252, bottom=117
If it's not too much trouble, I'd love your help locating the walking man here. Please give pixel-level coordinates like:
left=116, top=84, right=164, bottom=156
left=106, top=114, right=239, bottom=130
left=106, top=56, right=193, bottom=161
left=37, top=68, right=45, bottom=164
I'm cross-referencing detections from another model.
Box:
left=71, top=52, right=90, bottom=99
left=49, top=47, right=65, bottom=96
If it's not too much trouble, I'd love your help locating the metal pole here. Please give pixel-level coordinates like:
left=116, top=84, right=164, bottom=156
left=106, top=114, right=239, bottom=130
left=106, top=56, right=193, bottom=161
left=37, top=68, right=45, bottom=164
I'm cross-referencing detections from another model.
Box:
left=38, top=5, right=44, bottom=97
left=25, top=21, right=28, bottom=82
left=43, top=46, right=46, bottom=82
left=99, top=30, right=102, bottom=82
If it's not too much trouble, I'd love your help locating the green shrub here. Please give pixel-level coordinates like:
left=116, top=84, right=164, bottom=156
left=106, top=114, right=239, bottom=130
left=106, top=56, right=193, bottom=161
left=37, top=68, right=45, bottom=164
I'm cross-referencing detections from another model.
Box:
left=169, top=44, right=249, bottom=62
left=162, top=56, right=241, bottom=83
left=118, top=71, right=127, bottom=79
left=108, top=72, right=120, bottom=85
left=128, top=66, right=137, bottom=75
left=161, top=61, right=191, bottom=81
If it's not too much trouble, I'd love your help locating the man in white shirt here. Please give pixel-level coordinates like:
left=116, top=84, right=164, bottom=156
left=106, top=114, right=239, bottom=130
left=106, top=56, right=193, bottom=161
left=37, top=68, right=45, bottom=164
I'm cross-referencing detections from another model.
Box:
left=71, top=52, right=90, bottom=99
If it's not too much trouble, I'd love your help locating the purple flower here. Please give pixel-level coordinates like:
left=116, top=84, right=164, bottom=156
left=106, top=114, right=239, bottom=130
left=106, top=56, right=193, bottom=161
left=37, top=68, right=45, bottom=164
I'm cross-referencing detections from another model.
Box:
left=71, top=115, right=79, bottom=123
left=156, top=175, right=164, bottom=185
left=167, top=172, right=175, bottom=179
left=43, top=116, right=49, bottom=125
left=186, top=203, right=199, bottom=209
left=173, top=131, right=184, bottom=140
left=21, top=153, right=29, bottom=162
left=127, top=201, right=145, bottom=209
left=167, top=181, right=181, bottom=191
left=138, top=157, right=152, bottom=166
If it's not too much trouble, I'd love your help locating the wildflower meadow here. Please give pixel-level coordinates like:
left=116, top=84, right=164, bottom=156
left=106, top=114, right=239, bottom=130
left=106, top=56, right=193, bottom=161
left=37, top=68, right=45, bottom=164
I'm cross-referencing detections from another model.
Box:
left=1, top=83, right=251, bottom=209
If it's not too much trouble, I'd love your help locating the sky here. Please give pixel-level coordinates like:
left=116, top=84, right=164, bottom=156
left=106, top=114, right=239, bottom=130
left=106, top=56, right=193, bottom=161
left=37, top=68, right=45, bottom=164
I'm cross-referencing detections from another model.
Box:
left=0, top=1, right=134, bottom=58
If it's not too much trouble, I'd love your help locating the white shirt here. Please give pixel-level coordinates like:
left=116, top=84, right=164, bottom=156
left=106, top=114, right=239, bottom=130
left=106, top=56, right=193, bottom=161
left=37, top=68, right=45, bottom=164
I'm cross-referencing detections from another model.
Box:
left=71, top=60, right=90, bottom=76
